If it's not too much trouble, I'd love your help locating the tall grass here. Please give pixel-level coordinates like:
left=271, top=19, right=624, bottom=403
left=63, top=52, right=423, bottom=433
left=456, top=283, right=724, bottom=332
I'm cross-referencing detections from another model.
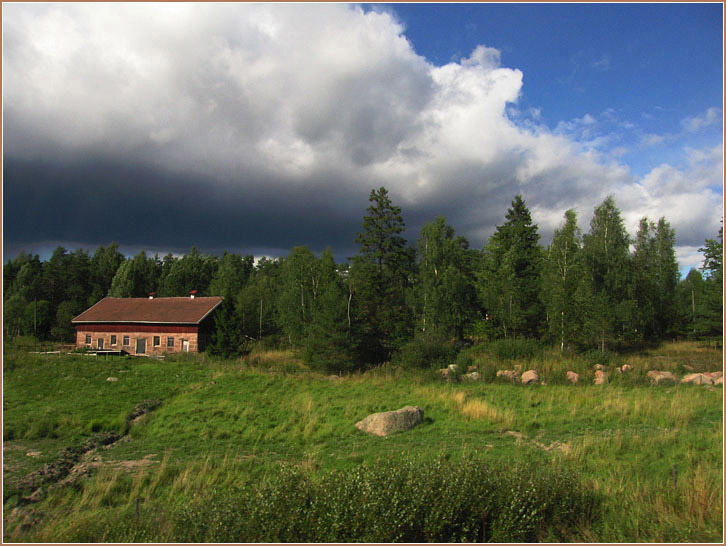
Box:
left=3, top=342, right=722, bottom=543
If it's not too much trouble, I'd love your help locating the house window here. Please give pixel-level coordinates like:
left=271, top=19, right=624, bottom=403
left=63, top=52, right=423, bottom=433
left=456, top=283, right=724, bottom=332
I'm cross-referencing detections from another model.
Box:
left=167, top=337, right=174, bottom=348
left=153, top=336, right=160, bottom=347
left=123, top=335, right=130, bottom=346
left=85, top=334, right=91, bottom=345
left=110, top=335, right=117, bottom=346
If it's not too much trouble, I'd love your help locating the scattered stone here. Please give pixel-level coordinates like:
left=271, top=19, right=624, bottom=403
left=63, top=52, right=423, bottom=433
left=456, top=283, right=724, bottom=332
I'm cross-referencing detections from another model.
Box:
left=704, top=371, right=723, bottom=380
left=715, top=376, right=723, bottom=386
left=210, top=380, right=216, bottom=385
left=327, top=375, right=343, bottom=381
left=462, top=371, right=481, bottom=382
left=496, top=369, right=518, bottom=381
left=466, top=365, right=478, bottom=373
left=25, top=450, right=41, bottom=457
left=566, top=371, right=579, bottom=385
left=355, top=406, right=424, bottom=437
left=106, top=377, right=118, bottom=382
left=682, top=364, right=695, bottom=372
left=594, top=370, right=607, bottom=385
left=647, top=370, right=677, bottom=385
left=619, top=364, right=632, bottom=373
left=448, top=364, right=460, bottom=374
left=593, top=364, right=605, bottom=371
left=521, top=370, right=540, bottom=385
left=681, top=373, right=712, bottom=385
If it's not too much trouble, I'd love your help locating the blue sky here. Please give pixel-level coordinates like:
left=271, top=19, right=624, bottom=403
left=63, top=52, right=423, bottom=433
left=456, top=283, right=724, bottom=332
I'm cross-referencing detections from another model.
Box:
left=386, top=2, right=724, bottom=177
left=3, top=3, right=723, bottom=273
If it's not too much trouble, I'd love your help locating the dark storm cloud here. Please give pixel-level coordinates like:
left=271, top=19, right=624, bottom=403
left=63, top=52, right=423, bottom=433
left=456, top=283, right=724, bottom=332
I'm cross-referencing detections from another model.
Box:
left=3, top=156, right=369, bottom=259
left=2, top=3, right=721, bottom=270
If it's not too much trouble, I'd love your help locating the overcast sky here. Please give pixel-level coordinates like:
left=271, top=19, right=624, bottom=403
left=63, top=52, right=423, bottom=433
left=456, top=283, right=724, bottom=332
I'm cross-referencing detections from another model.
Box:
left=3, top=3, right=723, bottom=273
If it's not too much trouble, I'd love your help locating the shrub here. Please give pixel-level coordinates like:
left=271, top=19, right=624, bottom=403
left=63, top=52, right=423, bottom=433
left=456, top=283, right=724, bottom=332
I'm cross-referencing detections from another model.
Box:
left=487, top=338, right=544, bottom=361
left=391, top=337, right=459, bottom=369
left=578, top=348, right=622, bottom=367
left=170, top=456, right=600, bottom=543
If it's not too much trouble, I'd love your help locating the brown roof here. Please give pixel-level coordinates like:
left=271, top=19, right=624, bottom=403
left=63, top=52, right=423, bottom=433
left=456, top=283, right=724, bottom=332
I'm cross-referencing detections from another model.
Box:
left=72, top=297, right=223, bottom=325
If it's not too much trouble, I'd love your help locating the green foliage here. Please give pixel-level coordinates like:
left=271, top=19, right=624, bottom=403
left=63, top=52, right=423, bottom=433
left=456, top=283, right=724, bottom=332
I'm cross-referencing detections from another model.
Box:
left=541, top=209, right=583, bottom=350
left=391, top=336, right=459, bottom=369
left=478, top=195, right=543, bottom=339
left=416, top=216, right=478, bottom=340
left=698, top=226, right=723, bottom=337
left=276, top=246, right=319, bottom=344
left=158, top=247, right=217, bottom=296
left=208, top=252, right=254, bottom=299
left=108, top=251, right=161, bottom=298
left=352, top=187, right=414, bottom=362
left=171, top=456, right=599, bottom=543
left=580, top=196, right=633, bottom=351
left=207, top=298, right=244, bottom=359
left=303, top=249, right=356, bottom=373
left=486, top=338, right=544, bottom=361
left=631, top=217, right=680, bottom=339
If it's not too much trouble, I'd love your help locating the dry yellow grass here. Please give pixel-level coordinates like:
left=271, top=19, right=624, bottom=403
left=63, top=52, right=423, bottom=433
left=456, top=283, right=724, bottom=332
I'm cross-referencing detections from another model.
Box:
left=414, top=386, right=514, bottom=427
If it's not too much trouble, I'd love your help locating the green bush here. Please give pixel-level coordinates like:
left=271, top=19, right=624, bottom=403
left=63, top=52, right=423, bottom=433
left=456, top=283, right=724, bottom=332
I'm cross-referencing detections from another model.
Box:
left=391, top=337, right=459, bottom=369
left=578, top=348, right=622, bottom=367
left=487, top=338, right=544, bottom=361
left=171, top=456, right=600, bottom=543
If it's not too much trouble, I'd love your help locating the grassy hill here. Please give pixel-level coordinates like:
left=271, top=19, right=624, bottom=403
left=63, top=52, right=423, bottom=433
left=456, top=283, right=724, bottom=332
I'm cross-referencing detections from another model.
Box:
left=2, top=342, right=722, bottom=542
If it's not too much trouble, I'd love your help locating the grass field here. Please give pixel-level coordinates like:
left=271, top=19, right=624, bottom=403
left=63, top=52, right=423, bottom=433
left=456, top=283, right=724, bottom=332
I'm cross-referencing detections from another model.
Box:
left=2, top=341, right=723, bottom=542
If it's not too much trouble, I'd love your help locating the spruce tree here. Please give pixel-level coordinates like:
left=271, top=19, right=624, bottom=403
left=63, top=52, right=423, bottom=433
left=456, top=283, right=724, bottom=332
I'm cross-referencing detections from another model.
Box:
left=304, top=249, right=356, bottom=372
left=351, top=187, right=413, bottom=362
left=207, top=298, right=242, bottom=358
left=478, top=195, right=543, bottom=339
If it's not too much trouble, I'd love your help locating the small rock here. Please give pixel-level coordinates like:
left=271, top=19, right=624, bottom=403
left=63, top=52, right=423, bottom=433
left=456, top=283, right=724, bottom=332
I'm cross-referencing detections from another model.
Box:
left=647, top=370, right=677, bottom=385
left=594, top=370, right=607, bottom=385
left=462, top=371, right=481, bottom=382
left=210, top=381, right=216, bottom=385
left=619, top=364, right=632, bottom=373
left=448, top=364, right=459, bottom=374
left=26, top=450, right=41, bottom=457
left=566, top=371, right=579, bottom=385
left=593, top=364, right=605, bottom=372
left=521, top=370, right=540, bottom=385
left=466, top=365, right=478, bottom=373
left=496, top=369, right=518, bottom=381
left=715, top=376, right=724, bottom=386
left=682, top=364, right=695, bottom=372
left=106, top=377, right=118, bottom=382
left=703, top=371, right=723, bottom=380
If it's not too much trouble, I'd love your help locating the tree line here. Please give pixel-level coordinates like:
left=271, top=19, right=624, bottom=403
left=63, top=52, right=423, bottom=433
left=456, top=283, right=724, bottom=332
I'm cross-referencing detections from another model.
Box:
left=4, top=188, right=723, bottom=370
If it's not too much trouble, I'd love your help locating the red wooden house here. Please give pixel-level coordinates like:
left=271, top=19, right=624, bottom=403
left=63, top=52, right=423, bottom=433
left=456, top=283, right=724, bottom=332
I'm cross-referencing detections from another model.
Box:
left=72, top=295, right=223, bottom=355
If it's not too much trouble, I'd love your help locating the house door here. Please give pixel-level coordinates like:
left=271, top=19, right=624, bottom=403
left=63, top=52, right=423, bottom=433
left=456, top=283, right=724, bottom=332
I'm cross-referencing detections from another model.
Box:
left=137, top=338, right=146, bottom=354
left=97, top=338, right=104, bottom=350
left=182, top=340, right=190, bottom=352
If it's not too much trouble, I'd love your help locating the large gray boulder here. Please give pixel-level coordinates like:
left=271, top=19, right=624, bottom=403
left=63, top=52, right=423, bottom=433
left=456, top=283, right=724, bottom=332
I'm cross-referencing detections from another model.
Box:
left=355, top=406, right=424, bottom=437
